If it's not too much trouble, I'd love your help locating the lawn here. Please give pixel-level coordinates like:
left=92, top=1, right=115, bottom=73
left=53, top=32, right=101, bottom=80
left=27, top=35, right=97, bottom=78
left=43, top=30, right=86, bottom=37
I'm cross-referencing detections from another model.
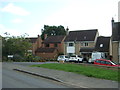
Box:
left=31, top=63, right=120, bottom=81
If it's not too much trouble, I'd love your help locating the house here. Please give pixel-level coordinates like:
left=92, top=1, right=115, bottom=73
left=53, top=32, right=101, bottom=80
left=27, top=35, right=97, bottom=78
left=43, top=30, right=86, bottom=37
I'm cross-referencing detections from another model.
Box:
left=26, top=35, right=42, bottom=55
left=64, top=29, right=99, bottom=60
left=94, top=36, right=112, bottom=59
left=35, top=35, right=66, bottom=59
left=111, top=18, right=120, bottom=63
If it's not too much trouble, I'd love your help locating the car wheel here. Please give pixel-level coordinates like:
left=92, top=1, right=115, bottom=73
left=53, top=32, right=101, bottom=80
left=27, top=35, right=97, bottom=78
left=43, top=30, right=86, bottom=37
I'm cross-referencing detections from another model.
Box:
left=78, top=59, right=79, bottom=63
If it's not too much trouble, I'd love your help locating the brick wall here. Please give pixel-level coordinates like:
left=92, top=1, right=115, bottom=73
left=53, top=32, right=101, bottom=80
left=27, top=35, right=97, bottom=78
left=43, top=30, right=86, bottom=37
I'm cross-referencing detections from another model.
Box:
left=35, top=49, right=58, bottom=59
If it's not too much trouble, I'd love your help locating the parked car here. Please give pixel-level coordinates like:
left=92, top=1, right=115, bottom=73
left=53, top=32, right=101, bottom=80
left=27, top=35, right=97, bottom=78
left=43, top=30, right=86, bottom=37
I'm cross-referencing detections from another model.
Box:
left=57, top=55, right=69, bottom=62
left=94, top=59, right=120, bottom=67
left=69, top=55, right=83, bottom=63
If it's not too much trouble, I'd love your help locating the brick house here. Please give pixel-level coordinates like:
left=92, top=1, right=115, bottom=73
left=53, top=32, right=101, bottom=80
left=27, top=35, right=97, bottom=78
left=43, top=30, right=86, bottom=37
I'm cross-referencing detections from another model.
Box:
left=111, top=18, right=120, bottom=63
left=35, top=35, right=66, bottom=59
left=64, top=29, right=99, bottom=59
left=26, top=35, right=42, bottom=55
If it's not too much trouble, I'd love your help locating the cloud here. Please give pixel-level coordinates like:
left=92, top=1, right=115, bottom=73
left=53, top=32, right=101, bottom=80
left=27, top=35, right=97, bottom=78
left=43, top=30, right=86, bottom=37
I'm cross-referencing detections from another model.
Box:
left=1, top=3, right=30, bottom=16
left=28, top=24, right=42, bottom=36
left=0, top=24, right=22, bottom=36
left=12, top=18, right=23, bottom=23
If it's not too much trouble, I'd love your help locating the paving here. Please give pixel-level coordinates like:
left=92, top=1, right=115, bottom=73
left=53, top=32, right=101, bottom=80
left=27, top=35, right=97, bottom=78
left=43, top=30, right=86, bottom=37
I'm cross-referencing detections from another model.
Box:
left=13, top=63, right=119, bottom=88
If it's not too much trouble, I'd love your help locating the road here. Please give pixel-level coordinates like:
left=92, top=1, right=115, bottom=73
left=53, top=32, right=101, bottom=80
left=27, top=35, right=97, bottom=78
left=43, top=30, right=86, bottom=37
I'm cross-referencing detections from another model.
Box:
left=2, top=62, right=74, bottom=88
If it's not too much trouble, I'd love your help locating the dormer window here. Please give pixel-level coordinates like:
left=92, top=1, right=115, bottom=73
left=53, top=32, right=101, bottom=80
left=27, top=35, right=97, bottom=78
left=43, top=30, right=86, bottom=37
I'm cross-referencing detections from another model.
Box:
left=100, top=44, right=103, bottom=47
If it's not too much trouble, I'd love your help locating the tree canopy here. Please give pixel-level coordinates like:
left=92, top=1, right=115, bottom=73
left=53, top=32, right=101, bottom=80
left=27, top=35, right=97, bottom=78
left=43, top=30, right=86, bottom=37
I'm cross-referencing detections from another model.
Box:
left=2, top=35, right=32, bottom=60
left=41, top=25, right=68, bottom=40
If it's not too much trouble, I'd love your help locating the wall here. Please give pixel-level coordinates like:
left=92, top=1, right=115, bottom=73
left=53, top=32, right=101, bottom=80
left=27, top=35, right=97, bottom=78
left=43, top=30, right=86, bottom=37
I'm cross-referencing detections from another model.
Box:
left=109, top=38, right=112, bottom=56
left=112, top=41, right=119, bottom=63
left=32, top=37, right=42, bottom=55
left=64, top=41, right=95, bottom=56
left=35, top=50, right=58, bottom=59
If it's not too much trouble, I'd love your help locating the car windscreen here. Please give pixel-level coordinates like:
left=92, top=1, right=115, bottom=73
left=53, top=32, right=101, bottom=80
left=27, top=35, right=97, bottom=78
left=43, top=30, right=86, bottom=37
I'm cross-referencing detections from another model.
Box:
left=65, top=56, right=68, bottom=58
left=59, top=56, right=64, bottom=58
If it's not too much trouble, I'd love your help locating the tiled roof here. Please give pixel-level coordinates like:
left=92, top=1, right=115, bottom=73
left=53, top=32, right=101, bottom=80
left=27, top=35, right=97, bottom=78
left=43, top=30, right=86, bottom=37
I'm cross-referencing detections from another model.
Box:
left=44, top=35, right=65, bottom=43
left=112, top=22, right=120, bottom=41
left=35, top=48, right=57, bottom=53
left=95, top=36, right=110, bottom=52
left=64, top=29, right=98, bottom=42
left=26, top=37, right=37, bottom=43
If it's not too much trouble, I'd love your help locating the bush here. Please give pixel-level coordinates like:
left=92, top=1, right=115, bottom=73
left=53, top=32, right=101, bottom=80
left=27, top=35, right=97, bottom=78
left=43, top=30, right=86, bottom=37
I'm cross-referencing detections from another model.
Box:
left=25, top=55, right=41, bottom=62
left=2, top=56, right=8, bottom=62
left=13, top=54, right=25, bottom=62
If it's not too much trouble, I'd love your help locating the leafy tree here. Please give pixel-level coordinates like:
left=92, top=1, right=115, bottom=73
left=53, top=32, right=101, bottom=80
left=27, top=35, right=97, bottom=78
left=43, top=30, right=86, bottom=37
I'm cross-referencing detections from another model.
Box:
left=2, top=35, right=32, bottom=61
left=41, top=25, right=68, bottom=40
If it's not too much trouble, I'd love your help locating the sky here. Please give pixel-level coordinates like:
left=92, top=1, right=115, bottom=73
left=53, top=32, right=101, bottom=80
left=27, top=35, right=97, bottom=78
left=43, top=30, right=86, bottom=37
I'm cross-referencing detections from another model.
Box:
left=0, top=0, right=119, bottom=37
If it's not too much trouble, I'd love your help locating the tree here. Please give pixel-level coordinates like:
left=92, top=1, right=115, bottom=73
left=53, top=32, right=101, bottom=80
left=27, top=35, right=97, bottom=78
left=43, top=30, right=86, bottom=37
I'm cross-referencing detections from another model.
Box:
left=2, top=35, right=32, bottom=61
left=41, top=25, right=67, bottom=40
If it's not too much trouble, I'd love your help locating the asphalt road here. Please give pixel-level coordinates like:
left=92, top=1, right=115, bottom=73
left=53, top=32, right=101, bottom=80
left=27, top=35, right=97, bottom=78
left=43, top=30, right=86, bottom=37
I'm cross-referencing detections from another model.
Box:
left=2, top=62, right=74, bottom=88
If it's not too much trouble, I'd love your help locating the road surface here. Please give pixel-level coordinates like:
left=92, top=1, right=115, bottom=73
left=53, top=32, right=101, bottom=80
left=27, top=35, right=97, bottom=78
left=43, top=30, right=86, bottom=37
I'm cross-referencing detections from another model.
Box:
left=2, top=62, right=75, bottom=88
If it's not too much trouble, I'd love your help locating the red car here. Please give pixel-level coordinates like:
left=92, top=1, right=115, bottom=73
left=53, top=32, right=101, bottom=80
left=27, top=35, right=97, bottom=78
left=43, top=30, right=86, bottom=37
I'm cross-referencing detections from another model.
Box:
left=94, top=59, right=120, bottom=67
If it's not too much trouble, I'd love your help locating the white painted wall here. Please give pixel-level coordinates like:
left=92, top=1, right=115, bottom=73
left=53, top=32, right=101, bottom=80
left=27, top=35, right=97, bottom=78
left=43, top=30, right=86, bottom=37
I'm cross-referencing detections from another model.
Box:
left=67, top=47, right=75, bottom=53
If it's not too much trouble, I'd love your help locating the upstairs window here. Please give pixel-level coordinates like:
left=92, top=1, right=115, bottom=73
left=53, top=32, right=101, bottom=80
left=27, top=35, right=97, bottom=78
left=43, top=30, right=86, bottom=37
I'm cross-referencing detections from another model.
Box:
left=68, top=43, right=74, bottom=46
left=85, top=43, right=88, bottom=46
left=81, top=42, right=89, bottom=47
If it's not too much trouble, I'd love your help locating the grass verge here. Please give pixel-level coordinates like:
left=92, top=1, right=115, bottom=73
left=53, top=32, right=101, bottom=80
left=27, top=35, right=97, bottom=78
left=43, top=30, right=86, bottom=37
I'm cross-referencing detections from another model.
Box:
left=31, top=63, right=120, bottom=82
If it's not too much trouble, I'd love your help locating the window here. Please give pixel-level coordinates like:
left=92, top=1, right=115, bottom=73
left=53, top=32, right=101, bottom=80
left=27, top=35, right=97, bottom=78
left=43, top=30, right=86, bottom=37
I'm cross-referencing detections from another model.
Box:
left=81, top=42, right=89, bottom=47
left=100, top=61, right=105, bottom=64
left=65, top=56, right=69, bottom=58
left=96, top=60, right=101, bottom=63
left=105, top=61, right=111, bottom=65
left=85, top=43, right=88, bottom=46
left=81, top=42, right=84, bottom=46
left=100, top=44, right=103, bottom=47
left=54, top=43, right=58, bottom=47
left=45, top=44, right=49, bottom=47
left=68, top=43, right=74, bottom=46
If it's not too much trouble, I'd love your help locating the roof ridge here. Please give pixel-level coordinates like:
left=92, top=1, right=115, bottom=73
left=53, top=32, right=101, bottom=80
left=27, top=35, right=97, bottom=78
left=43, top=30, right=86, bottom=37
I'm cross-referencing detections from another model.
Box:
left=69, top=29, right=98, bottom=32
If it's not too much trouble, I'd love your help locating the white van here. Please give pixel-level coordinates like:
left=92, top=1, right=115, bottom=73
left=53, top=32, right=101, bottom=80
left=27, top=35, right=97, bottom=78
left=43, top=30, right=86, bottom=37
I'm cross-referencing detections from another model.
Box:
left=90, top=52, right=105, bottom=63
left=57, top=55, right=69, bottom=62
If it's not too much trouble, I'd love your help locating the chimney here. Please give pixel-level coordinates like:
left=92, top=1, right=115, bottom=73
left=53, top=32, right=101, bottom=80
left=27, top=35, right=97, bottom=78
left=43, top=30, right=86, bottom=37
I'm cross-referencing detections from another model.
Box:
left=66, top=26, right=69, bottom=35
left=111, top=17, right=114, bottom=23
left=44, top=34, right=47, bottom=40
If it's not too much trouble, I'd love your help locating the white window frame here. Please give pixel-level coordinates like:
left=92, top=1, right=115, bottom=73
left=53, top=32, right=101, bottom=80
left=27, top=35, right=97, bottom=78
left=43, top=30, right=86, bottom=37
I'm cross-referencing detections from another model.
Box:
left=81, top=42, right=89, bottom=47
left=68, top=42, right=74, bottom=47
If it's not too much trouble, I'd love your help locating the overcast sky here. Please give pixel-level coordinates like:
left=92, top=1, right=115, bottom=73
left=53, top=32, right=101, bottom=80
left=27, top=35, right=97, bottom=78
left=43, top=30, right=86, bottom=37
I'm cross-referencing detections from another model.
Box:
left=0, top=0, right=119, bottom=37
